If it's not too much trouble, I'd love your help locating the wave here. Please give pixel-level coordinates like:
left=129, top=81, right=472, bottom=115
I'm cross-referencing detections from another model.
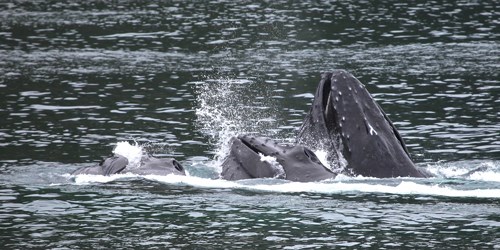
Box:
left=71, top=172, right=500, bottom=199
left=424, top=160, right=500, bottom=183
left=73, top=139, right=500, bottom=201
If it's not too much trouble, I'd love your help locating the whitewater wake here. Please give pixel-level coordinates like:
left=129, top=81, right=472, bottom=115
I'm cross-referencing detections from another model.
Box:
left=72, top=170, right=500, bottom=199
left=71, top=141, right=500, bottom=199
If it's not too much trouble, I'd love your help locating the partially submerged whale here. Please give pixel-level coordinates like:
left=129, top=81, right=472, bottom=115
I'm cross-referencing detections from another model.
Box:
left=74, top=70, right=429, bottom=181
left=71, top=154, right=186, bottom=176
left=297, top=70, right=431, bottom=178
left=220, top=135, right=336, bottom=182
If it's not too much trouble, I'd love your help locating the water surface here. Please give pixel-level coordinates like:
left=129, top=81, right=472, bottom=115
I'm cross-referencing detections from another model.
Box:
left=0, top=1, right=499, bottom=249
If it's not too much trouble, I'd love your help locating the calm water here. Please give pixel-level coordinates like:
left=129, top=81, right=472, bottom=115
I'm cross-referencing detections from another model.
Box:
left=1, top=0, right=499, bottom=249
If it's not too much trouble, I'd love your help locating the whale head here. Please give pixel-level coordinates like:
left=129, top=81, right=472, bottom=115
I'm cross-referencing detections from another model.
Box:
left=221, top=135, right=336, bottom=182
left=298, top=70, right=430, bottom=177
left=71, top=154, right=186, bottom=176
left=126, top=156, right=186, bottom=176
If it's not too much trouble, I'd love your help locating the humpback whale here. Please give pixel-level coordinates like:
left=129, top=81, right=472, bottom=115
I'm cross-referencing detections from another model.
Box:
left=297, top=70, right=431, bottom=178
left=71, top=154, right=186, bottom=176
left=221, top=135, right=336, bottom=182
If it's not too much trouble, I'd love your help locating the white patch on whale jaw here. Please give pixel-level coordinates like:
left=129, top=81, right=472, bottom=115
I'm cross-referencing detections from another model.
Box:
left=259, top=153, right=286, bottom=179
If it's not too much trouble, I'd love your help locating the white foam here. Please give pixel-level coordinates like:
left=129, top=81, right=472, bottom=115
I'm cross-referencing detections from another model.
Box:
left=314, top=150, right=330, bottom=170
left=425, top=161, right=500, bottom=182
left=333, top=173, right=379, bottom=181
left=112, top=141, right=143, bottom=168
left=469, top=171, right=500, bottom=182
left=427, top=163, right=469, bottom=177
left=73, top=172, right=139, bottom=184
left=72, top=173, right=500, bottom=199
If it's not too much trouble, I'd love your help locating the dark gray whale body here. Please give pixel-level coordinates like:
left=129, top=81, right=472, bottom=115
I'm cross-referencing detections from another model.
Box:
left=71, top=154, right=186, bottom=176
left=221, top=135, right=336, bottom=182
left=297, top=70, right=431, bottom=178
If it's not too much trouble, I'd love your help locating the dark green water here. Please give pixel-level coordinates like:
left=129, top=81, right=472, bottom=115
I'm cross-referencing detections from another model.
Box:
left=1, top=1, right=499, bottom=249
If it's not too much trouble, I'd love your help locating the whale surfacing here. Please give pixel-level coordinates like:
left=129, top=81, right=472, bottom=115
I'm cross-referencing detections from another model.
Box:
left=221, top=135, right=336, bottom=182
left=72, top=154, right=186, bottom=176
left=297, top=70, right=431, bottom=178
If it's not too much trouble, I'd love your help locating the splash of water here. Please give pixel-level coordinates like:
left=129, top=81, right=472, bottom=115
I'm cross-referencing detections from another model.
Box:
left=303, top=134, right=348, bottom=174
left=259, top=153, right=286, bottom=179
left=195, top=78, right=280, bottom=170
left=314, top=149, right=331, bottom=170
left=425, top=160, right=500, bottom=182
left=112, top=141, right=143, bottom=168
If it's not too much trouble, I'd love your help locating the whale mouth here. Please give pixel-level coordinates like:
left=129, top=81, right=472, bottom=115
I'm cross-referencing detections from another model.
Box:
left=322, top=77, right=332, bottom=119
left=321, top=77, right=339, bottom=133
left=238, top=136, right=266, bottom=155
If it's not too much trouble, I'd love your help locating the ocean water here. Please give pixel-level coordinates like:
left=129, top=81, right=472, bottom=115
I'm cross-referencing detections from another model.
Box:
left=0, top=0, right=499, bottom=249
